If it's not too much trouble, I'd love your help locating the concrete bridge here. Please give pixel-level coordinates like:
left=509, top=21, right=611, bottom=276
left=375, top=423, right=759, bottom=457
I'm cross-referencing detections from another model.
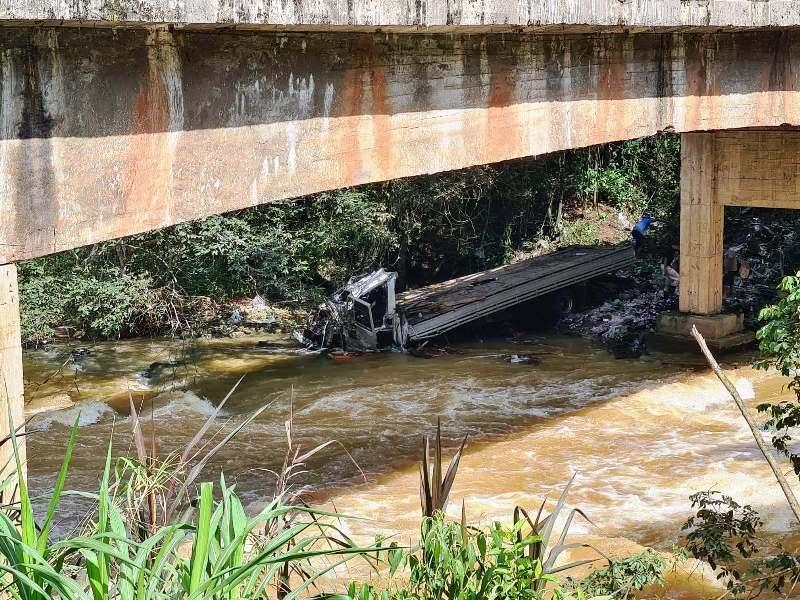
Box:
left=4, top=0, right=800, bottom=467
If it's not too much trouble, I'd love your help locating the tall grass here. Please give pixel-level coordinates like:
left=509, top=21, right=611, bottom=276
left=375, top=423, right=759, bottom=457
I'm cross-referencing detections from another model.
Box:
left=0, top=402, right=666, bottom=599
left=0, top=388, right=381, bottom=599
left=419, top=419, right=466, bottom=519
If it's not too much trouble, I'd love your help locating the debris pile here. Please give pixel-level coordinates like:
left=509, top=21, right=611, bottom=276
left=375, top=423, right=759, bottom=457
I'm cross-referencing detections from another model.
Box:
left=560, top=275, right=676, bottom=355
left=722, top=211, right=800, bottom=325
left=560, top=209, right=800, bottom=356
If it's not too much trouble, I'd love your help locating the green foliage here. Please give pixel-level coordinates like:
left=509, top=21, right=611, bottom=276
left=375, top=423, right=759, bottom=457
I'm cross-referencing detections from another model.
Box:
left=310, top=191, right=397, bottom=284
left=337, top=455, right=625, bottom=600
left=754, top=273, right=800, bottom=473
left=18, top=258, right=152, bottom=343
left=577, top=136, right=681, bottom=221
left=334, top=511, right=659, bottom=600
left=558, top=220, right=601, bottom=247
left=419, top=419, right=467, bottom=518
left=683, top=491, right=761, bottom=572
left=0, top=415, right=379, bottom=599
left=681, top=491, right=800, bottom=597
left=18, top=134, right=681, bottom=345
left=17, top=192, right=394, bottom=344
left=755, top=272, right=800, bottom=385
left=571, top=550, right=665, bottom=599
left=331, top=516, right=556, bottom=600
left=410, top=515, right=552, bottom=599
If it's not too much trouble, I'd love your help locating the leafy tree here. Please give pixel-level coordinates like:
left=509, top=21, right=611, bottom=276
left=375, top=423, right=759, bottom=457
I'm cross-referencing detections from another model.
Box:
left=577, top=135, right=680, bottom=221
left=682, top=492, right=800, bottom=597
left=754, top=273, right=800, bottom=473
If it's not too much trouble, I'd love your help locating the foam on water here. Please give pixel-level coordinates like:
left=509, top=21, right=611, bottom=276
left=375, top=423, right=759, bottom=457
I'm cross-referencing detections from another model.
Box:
left=30, top=401, right=116, bottom=431
left=30, top=388, right=232, bottom=437
left=736, top=377, right=756, bottom=400
left=322, top=362, right=798, bottom=560
left=139, top=390, right=221, bottom=420
left=22, top=332, right=800, bottom=596
left=299, top=373, right=653, bottom=432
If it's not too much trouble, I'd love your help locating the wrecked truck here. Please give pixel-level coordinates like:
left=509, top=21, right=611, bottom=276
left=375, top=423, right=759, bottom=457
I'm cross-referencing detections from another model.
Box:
left=295, top=243, right=638, bottom=352
left=295, top=269, right=400, bottom=352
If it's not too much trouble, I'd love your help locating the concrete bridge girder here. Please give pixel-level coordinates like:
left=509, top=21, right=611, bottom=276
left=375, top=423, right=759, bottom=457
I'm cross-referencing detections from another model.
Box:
left=3, top=27, right=800, bottom=264
left=4, top=0, right=800, bottom=30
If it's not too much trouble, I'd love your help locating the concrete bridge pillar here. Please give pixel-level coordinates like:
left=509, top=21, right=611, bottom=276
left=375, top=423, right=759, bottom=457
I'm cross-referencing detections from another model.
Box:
left=678, top=133, right=724, bottom=316
left=654, top=130, right=800, bottom=351
left=0, top=264, right=25, bottom=483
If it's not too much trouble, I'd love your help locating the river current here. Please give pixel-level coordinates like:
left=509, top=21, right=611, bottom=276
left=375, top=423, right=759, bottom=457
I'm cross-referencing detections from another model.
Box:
left=22, top=333, right=800, bottom=597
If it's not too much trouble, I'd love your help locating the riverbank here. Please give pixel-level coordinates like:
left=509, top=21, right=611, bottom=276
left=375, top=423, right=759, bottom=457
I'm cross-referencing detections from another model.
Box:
left=18, top=142, right=661, bottom=346
left=24, top=200, right=798, bottom=366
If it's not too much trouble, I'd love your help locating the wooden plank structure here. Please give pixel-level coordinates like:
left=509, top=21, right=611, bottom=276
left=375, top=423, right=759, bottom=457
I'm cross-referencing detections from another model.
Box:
left=396, top=243, right=636, bottom=343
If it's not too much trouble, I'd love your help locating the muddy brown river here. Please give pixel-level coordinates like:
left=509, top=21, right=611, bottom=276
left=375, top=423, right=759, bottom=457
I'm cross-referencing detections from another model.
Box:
left=22, top=334, right=800, bottom=597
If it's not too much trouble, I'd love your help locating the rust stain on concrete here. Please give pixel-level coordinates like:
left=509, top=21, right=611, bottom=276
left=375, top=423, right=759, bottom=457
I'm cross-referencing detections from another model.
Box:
left=682, top=33, right=718, bottom=132
left=121, top=46, right=172, bottom=228
left=336, top=62, right=365, bottom=185
left=594, top=36, right=627, bottom=146
left=16, top=42, right=58, bottom=257
left=369, top=57, right=393, bottom=180
left=758, top=31, right=795, bottom=124
left=6, top=27, right=800, bottom=263
left=654, top=33, right=675, bottom=130
left=486, top=38, right=522, bottom=163
left=335, top=36, right=395, bottom=186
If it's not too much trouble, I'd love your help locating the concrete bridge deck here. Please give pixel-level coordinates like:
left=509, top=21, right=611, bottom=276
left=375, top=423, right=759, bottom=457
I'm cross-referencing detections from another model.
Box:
left=4, top=0, right=800, bottom=30
left=4, top=23, right=800, bottom=264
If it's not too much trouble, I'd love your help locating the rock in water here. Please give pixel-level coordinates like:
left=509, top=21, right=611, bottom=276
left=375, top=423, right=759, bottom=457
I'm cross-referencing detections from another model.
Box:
left=504, top=354, right=541, bottom=365
left=609, top=333, right=647, bottom=359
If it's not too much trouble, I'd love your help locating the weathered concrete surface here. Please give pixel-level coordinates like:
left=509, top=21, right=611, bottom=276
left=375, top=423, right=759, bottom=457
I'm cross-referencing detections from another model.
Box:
left=5, top=26, right=800, bottom=262
left=648, top=329, right=756, bottom=353
left=714, top=130, right=800, bottom=209
left=0, top=264, right=24, bottom=479
left=654, top=300, right=753, bottom=353
left=4, top=0, right=800, bottom=30
left=679, top=133, right=724, bottom=315
left=678, top=130, right=800, bottom=316
left=657, top=311, right=744, bottom=339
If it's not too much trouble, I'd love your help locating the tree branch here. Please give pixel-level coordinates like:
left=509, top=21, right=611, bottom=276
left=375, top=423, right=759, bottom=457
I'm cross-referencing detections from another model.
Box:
left=691, top=325, right=800, bottom=525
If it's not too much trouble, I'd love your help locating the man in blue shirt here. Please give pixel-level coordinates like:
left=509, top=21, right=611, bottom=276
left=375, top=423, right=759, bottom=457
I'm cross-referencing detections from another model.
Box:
left=631, top=214, right=654, bottom=253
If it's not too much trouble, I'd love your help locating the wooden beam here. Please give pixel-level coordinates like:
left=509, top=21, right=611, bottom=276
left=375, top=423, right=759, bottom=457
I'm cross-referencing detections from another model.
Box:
left=679, top=133, right=724, bottom=315
left=0, top=264, right=25, bottom=483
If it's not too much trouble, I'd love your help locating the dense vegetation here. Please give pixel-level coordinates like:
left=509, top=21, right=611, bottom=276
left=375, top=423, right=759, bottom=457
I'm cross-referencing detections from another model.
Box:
left=18, top=135, right=681, bottom=345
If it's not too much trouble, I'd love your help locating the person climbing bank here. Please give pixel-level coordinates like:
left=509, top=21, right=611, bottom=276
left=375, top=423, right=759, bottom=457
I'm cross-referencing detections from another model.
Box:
left=631, top=214, right=654, bottom=253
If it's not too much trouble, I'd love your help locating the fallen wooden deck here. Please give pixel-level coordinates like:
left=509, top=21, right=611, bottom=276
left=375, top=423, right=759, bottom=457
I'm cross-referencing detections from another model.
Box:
left=396, top=243, right=636, bottom=342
